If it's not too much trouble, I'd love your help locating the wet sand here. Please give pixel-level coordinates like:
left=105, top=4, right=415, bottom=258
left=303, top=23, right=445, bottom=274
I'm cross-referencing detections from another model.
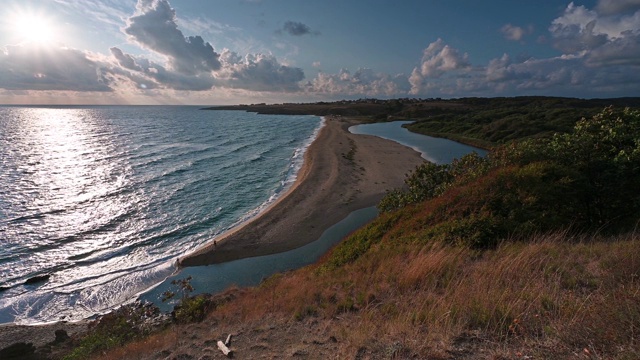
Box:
left=179, top=116, right=425, bottom=266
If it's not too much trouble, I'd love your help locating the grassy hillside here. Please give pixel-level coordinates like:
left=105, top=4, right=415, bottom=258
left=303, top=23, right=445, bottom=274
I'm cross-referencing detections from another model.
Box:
left=63, top=105, right=640, bottom=359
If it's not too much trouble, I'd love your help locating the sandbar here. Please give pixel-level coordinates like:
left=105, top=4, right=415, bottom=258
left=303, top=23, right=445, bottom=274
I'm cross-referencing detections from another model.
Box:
left=179, top=116, right=425, bottom=266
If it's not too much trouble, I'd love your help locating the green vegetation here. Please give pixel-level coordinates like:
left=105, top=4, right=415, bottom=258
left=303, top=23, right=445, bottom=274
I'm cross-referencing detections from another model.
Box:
left=63, top=303, right=164, bottom=360
left=62, top=277, right=213, bottom=359
left=404, top=97, right=611, bottom=145
left=162, top=276, right=213, bottom=324
left=373, top=107, right=639, bottom=250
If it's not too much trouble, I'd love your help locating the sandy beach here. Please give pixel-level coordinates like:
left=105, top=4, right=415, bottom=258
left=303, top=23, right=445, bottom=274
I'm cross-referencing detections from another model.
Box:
left=179, top=116, right=425, bottom=266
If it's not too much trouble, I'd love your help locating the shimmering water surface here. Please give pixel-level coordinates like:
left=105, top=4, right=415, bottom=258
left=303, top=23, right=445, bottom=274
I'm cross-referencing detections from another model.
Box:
left=0, top=106, right=322, bottom=324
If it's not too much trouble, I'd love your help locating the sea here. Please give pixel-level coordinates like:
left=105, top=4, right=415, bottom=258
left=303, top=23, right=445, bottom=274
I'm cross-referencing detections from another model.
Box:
left=0, top=106, right=323, bottom=324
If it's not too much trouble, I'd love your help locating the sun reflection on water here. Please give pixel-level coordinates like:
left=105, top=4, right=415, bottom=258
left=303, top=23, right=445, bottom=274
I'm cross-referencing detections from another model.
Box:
left=1, top=108, right=140, bottom=289
left=0, top=107, right=325, bottom=324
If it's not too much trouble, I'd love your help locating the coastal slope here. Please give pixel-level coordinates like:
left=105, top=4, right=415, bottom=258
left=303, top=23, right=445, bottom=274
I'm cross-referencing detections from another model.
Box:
left=179, top=116, right=425, bottom=266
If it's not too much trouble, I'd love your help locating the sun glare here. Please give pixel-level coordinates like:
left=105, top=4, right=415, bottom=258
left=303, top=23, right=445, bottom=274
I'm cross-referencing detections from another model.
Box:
left=8, top=9, right=59, bottom=45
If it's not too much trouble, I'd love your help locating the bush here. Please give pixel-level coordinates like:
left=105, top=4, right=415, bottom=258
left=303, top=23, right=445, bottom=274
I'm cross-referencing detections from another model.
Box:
left=63, top=302, right=164, bottom=360
left=379, top=107, right=640, bottom=247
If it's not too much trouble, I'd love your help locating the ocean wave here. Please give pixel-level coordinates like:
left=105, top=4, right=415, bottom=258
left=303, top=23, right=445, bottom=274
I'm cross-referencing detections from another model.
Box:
left=225, top=117, right=326, bottom=228
left=0, top=107, right=323, bottom=324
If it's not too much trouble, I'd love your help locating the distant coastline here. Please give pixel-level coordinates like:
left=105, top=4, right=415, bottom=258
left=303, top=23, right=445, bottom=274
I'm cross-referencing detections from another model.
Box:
left=202, top=96, right=640, bottom=150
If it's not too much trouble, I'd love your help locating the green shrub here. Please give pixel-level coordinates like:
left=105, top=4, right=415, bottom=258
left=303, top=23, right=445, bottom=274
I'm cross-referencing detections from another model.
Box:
left=173, top=294, right=211, bottom=323
left=383, top=107, right=640, bottom=242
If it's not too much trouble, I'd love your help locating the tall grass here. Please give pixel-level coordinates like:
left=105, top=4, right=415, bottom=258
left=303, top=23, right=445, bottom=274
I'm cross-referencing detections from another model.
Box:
left=207, top=231, right=640, bottom=358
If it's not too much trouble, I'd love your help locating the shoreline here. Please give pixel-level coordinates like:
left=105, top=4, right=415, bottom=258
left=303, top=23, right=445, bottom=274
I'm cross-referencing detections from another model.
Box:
left=179, top=116, right=425, bottom=267
left=0, top=115, right=425, bottom=353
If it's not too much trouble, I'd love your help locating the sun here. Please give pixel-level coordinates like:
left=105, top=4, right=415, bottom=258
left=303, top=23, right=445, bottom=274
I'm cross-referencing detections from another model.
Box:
left=8, top=9, right=59, bottom=45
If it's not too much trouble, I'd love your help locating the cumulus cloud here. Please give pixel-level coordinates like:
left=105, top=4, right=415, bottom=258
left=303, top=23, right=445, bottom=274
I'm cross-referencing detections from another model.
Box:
left=485, top=54, right=586, bottom=91
left=548, top=2, right=640, bottom=68
left=481, top=49, right=640, bottom=97
left=409, top=39, right=471, bottom=94
left=110, top=47, right=143, bottom=72
left=550, top=2, right=640, bottom=52
left=215, top=50, right=305, bottom=91
left=3, top=0, right=640, bottom=102
left=585, top=32, right=640, bottom=66
left=280, top=21, right=317, bottom=36
left=485, top=1, right=640, bottom=97
left=105, top=0, right=306, bottom=92
left=308, top=68, right=409, bottom=97
left=0, top=44, right=112, bottom=91
left=501, top=24, right=533, bottom=41
left=124, top=0, right=221, bottom=74
left=550, top=4, right=609, bottom=52
left=419, top=39, right=470, bottom=77
left=110, top=47, right=215, bottom=90
left=596, top=0, right=640, bottom=15
left=406, top=7, right=640, bottom=99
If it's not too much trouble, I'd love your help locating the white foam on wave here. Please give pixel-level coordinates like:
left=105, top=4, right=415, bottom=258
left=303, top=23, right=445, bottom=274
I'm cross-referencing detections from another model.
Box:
left=231, top=116, right=326, bottom=226
left=0, top=110, right=325, bottom=325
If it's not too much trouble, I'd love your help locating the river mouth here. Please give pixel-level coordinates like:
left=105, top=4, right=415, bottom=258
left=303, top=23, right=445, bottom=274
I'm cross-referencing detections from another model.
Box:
left=349, top=121, right=487, bottom=163
left=141, top=121, right=488, bottom=311
left=140, top=206, right=379, bottom=310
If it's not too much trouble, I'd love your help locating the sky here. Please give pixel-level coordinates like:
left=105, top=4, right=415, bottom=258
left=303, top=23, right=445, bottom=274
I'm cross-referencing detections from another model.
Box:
left=0, top=0, right=639, bottom=105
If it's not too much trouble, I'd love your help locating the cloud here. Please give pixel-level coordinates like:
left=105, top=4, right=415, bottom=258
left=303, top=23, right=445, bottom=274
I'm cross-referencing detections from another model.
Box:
left=548, top=2, right=640, bottom=67
left=481, top=49, right=640, bottom=97
left=409, top=39, right=471, bottom=94
left=124, top=0, right=221, bottom=74
left=501, top=24, right=533, bottom=41
left=596, top=0, right=640, bottom=15
left=550, top=2, right=640, bottom=52
left=406, top=13, right=640, bottom=99
left=110, top=47, right=215, bottom=90
left=307, top=68, right=409, bottom=97
left=552, top=20, right=609, bottom=53
left=487, top=52, right=640, bottom=96
left=0, top=44, right=112, bottom=91
left=3, top=0, right=640, bottom=102
left=280, top=21, right=317, bottom=36
left=52, top=0, right=130, bottom=30
left=110, top=47, right=143, bottom=72
left=215, top=50, right=305, bottom=91
left=585, top=32, right=640, bottom=66
left=550, top=4, right=609, bottom=52
left=109, top=0, right=306, bottom=92
left=417, top=39, right=470, bottom=77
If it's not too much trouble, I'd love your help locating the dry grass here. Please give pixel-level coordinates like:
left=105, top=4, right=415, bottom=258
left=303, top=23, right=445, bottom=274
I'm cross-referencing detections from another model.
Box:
left=96, top=231, right=640, bottom=359
left=206, top=231, right=640, bottom=358
left=95, top=330, right=178, bottom=360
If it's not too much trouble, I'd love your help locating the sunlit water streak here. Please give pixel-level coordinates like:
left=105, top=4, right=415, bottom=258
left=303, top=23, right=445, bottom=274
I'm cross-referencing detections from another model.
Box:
left=0, top=106, right=322, bottom=324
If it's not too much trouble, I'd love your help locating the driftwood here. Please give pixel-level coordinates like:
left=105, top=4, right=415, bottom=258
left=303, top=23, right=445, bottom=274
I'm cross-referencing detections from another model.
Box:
left=217, top=334, right=232, bottom=357
left=217, top=341, right=231, bottom=356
